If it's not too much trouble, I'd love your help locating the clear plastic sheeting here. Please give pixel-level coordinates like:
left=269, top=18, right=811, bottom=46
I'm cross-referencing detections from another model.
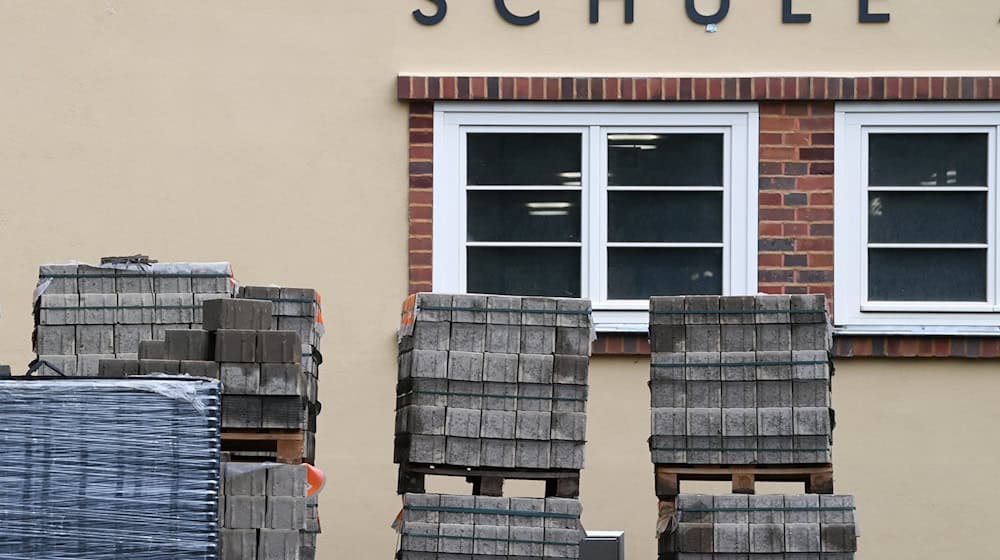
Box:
left=0, top=377, right=221, bottom=559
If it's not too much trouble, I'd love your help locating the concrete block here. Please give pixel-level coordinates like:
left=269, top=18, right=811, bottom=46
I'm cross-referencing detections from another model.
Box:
left=138, top=340, right=166, bottom=359
left=756, top=324, right=792, bottom=352
left=480, top=410, right=515, bottom=439
left=722, top=381, right=756, bottom=408
left=413, top=293, right=452, bottom=322
left=550, top=440, right=585, bottom=469
left=522, top=297, right=557, bottom=326
left=685, top=435, right=722, bottom=463
left=652, top=408, right=687, bottom=436
left=650, top=435, right=686, bottom=463
left=445, top=407, right=481, bottom=438
left=517, top=353, right=553, bottom=384
left=260, top=363, right=303, bottom=395
left=687, top=408, right=721, bottom=436
left=485, top=324, right=520, bottom=353
left=473, top=496, right=509, bottom=526
left=555, top=327, right=591, bottom=355
left=651, top=379, right=686, bottom=408
left=509, top=497, right=545, bottom=527
left=261, top=397, right=305, bottom=429
left=758, top=436, right=794, bottom=464
left=114, top=324, right=153, bottom=354
left=37, top=355, right=77, bottom=376
left=758, top=380, right=793, bottom=407
left=400, top=379, right=447, bottom=408
left=474, top=525, right=509, bottom=556
left=447, top=381, right=483, bottom=409
left=714, top=523, right=750, bottom=553
left=514, top=440, right=550, bottom=469
left=756, top=295, right=790, bottom=324
left=650, top=352, right=685, bottom=381
left=509, top=527, right=544, bottom=556
left=551, top=411, right=586, bottom=441
left=77, top=265, right=115, bottom=294
left=793, top=350, right=830, bottom=380
left=410, top=349, right=448, bottom=379
left=445, top=436, right=481, bottom=466
left=116, top=293, right=154, bottom=324
left=450, top=322, right=486, bottom=352
left=164, top=329, right=212, bottom=361
left=520, top=325, right=556, bottom=354
left=266, top=496, right=305, bottom=530
left=225, top=495, right=266, bottom=529
left=79, top=293, right=117, bottom=324
left=723, top=408, right=757, bottom=437
left=447, top=351, right=484, bottom=382
left=412, top=321, right=450, bottom=351
left=685, top=325, right=721, bottom=352
left=750, top=494, right=785, bottom=524
left=480, top=438, right=516, bottom=468
left=203, top=298, right=272, bottom=331
left=553, top=354, right=588, bottom=385
left=715, top=494, right=750, bottom=523
left=756, top=350, right=793, bottom=380
left=36, top=325, right=76, bottom=355
left=240, top=285, right=280, bottom=301
left=650, top=324, right=686, bottom=353
left=225, top=463, right=267, bottom=495
left=552, top=384, right=587, bottom=413
left=758, top=408, right=793, bottom=436
left=222, top=395, right=263, bottom=429
left=192, top=270, right=230, bottom=294
left=785, top=494, right=820, bottom=523
left=403, top=493, right=440, bottom=523
left=720, top=295, right=756, bottom=324
left=439, top=523, right=474, bottom=554
left=785, top=523, right=821, bottom=553
left=793, top=322, right=832, bottom=351
left=193, top=293, right=229, bottom=324
left=482, top=353, right=517, bottom=383
left=452, top=294, right=487, bottom=323
left=685, top=380, right=721, bottom=408
left=276, top=287, right=316, bottom=318
left=220, top=529, right=257, bottom=560
left=795, top=435, right=832, bottom=464
left=180, top=360, right=220, bottom=379
left=515, top=411, right=552, bottom=440
left=794, top=407, right=831, bottom=436
left=675, top=523, right=714, bottom=553
left=77, top=354, right=113, bottom=375
left=113, top=267, right=154, bottom=294
left=686, top=352, right=722, bottom=381
left=74, top=325, right=113, bottom=355
left=721, top=324, right=756, bottom=352
left=257, top=331, right=302, bottom=364
left=97, top=359, right=138, bottom=378
left=39, top=294, right=79, bottom=325
left=439, top=494, right=475, bottom=523
left=650, top=296, right=685, bottom=326
left=820, top=495, right=855, bottom=524
left=750, top=524, right=785, bottom=553
left=221, top=362, right=261, bottom=395
left=557, top=298, right=591, bottom=328
left=790, top=294, right=827, bottom=323
left=150, top=265, right=192, bottom=293
left=486, top=294, right=521, bottom=325
left=407, top=434, right=446, bottom=464
left=482, top=381, right=516, bottom=411
left=155, top=293, right=194, bottom=324
left=276, top=316, right=314, bottom=347
left=401, top=521, right=439, bottom=552
left=821, top=524, right=858, bottom=552
left=138, top=359, right=180, bottom=375
left=517, top=383, right=553, bottom=412
left=257, top=529, right=298, bottom=560
left=677, top=494, right=715, bottom=523
left=39, top=264, right=78, bottom=294
left=685, top=295, right=720, bottom=324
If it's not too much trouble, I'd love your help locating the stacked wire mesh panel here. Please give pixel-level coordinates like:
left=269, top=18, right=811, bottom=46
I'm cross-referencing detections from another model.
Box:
left=0, top=377, right=220, bottom=559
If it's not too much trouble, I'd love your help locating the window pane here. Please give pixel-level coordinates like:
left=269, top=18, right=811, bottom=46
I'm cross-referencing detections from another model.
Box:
left=869, top=133, right=988, bottom=186
left=467, top=191, right=581, bottom=242
left=467, top=133, right=581, bottom=186
left=869, top=249, right=987, bottom=302
left=868, top=192, right=987, bottom=244
left=608, top=133, right=724, bottom=186
left=608, top=191, right=723, bottom=243
left=608, top=248, right=722, bottom=300
left=467, top=247, right=580, bottom=297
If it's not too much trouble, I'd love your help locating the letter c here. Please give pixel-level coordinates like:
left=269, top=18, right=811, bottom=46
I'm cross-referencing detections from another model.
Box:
left=495, top=0, right=540, bottom=26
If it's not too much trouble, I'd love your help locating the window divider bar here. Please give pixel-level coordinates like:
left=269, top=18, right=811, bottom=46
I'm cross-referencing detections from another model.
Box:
left=465, top=242, right=583, bottom=248
left=607, top=242, right=725, bottom=248
left=867, top=243, right=989, bottom=250
left=867, top=185, right=989, bottom=192
left=605, top=186, right=725, bottom=192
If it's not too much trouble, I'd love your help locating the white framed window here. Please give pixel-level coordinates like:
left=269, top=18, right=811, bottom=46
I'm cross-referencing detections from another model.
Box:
left=835, top=103, right=1000, bottom=333
left=432, top=102, right=759, bottom=331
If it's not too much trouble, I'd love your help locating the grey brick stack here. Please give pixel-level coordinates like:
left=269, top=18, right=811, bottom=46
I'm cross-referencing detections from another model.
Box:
left=220, top=461, right=318, bottom=560
left=395, top=293, right=592, bottom=471
left=397, top=493, right=585, bottom=560
left=649, top=295, right=834, bottom=465
left=33, top=261, right=233, bottom=376
left=665, top=494, right=858, bottom=558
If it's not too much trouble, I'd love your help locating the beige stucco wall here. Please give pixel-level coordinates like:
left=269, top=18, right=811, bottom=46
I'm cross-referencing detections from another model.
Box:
left=2, top=2, right=1000, bottom=559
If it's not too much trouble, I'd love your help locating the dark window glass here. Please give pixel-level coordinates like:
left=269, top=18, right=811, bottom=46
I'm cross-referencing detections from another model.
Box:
left=467, top=247, right=580, bottom=297
left=467, top=133, right=581, bottom=186
left=608, top=134, right=724, bottom=186
left=467, top=191, right=581, bottom=242
left=868, top=192, right=987, bottom=244
left=869, top=249, right=987, bottom=302
left=608, top=191, right=723, bottom=243
left=608, top=248, right=723, bottom=300
left=869, top=133, right=988, bottom=187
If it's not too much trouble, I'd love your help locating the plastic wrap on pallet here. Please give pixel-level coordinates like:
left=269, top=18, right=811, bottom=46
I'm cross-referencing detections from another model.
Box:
left=0, top=377, right=221, bottom=560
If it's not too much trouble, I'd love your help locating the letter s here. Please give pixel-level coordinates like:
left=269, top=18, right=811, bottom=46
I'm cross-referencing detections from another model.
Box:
left=414, top=0, right=447, bottom=26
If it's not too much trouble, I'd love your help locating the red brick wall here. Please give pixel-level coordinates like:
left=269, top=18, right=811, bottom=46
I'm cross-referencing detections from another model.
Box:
left=409, top=103, right=434, bottom=295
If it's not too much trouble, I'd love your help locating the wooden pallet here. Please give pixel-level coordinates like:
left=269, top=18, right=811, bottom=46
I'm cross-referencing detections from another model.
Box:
left=654, top=463, right=834, bottom=499
left=222, top=429, right=305, bottom=464
left=397, top=462, right=581, bottom=498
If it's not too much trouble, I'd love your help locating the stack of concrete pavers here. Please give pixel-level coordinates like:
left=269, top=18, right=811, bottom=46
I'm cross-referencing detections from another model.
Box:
left=667, top=494, right=858, bottom=558
left=98, top=298, right=307, bottom=431
left=220, top=461, right=317, bottom=560
left=398, top=493, right=585, bottom=560
left=395, top=293, right=592, bottom=471
left=649, top=295, right=833, bottom=465
left=33, top=261, right=233, bottom=375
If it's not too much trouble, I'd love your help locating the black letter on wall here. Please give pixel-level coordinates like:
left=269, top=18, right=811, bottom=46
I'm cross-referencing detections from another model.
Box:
left=859, top=0, right=890, bottom=23
left=782, top=0, right=811, bottom=23
left=496, top=0, right=540, bottom=26
left=590, top=0, right=635, bottom=24
left=413, top=0, right=447, bottom=25
left=686, top=0, right=730, bottom=25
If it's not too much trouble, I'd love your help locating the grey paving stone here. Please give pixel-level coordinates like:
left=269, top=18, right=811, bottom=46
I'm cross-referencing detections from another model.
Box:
left=222, top=395, right=263, bottom=429
left=474, top=525, right=509, bottom=556
left=522, top=297, right=557, bottom=326
left=677, top=494, right=715, bottom=523
left=480, top=410, right=515, bottom=439
left=77, top=265, right=115, bottom=294
left=722, top=380, right=757, bottom=408
left=260, top=363, right=302, bottom=395
left=756, top=295, right=790, bottom=324
left=486, top=295, right=521, bottom=325
left=720, top=295, right=756, bottom=324
left=452, top=294, right=487, bottom=323
left=715, top=494, right=750, bottom=524
left=685, top=325, right=721, bottom=352
left=450, top=322, right=486, bottom=352
left=555, top=326, right=592, bottom=355
left=686, top=352, right=722, bottom=381
left=552, top=384, right=587, bottom=413
left=38, top=264, right=78, bottom=294
left=650, top=324, right=686, bottom=353
left=756, top=323, right=792, bottom=351
left=448, top=381, right=483, bottom=409
left=785, top=495, right=820, bottom=523
left=155, top=293, right=194, bottom=324
left=652, top=408, right=687, bottom=436
left=220, top=362, right=261, bottom=394
left=265, top=496, right=305, bottom=530
left=448, top=351, right=484, bottom=382
left=785, top=523, right=821, bottom=552
left=97, top=359, right=138, bottom=378
left=758, top=408, right=794, bottom=436
left=650, top=296, right=685, bottom=326
left=509, top=527, right=544, bottom=556
left=556, top=298, right=591, bottom=328
left=790, top=294, right=827, bottom=323
left=793, top=322, right=832, bottom=351
left=257, top=529, right=298, bottom=560
left=36, top=325, right=76, bottom=355
left=514, top=440, right=550, bottom=469
left=439, top=523, right=474, bottom=554
left=650, top=435, right=687, bottom=464
left=179, top=360, right=220, bottom=379
left=445, top=407, right=481, bottom=438
left=756, top=350, right=793, bottom=380
left=821, top=524, right=858, bottom=552
left=80, top=293, right=117, bottom=324
left=482, top=352, right=518, bottom=383
left=401, top=521, right=439, bottom=552
left=114, top=324, right=153, bottom=354
left=485, top=324, right=520, bottom=354
left=517, top=383, right=554, bottom=412
left=675, top=523, right=714, bottom=553
left=224, top=495, right=266, bottom=529
left=758, top=380, right=793, bottom=407
left=750, top=494, right=785, bottom=524
left=414, top=293, right=453, bottom=322
left=267, top=464, right=307, bottom=497
left=794, top=407, right=831, bottom=435
left=39, top=293, right=79, bottom=325
left=220, top=529, right=257, bottom=560
left=515, top=411, right=552, bottom=440
left=686, top=380, right=722, bottom=408
left=517, top=353, right=553, bottom=384
left=721, top=324, right=756, bottom=352
left=651, top=379, right=686, bottom=408
left=411, top=349, right=449, bottom=379
left=138, top=359, right=180, bottom=375
left=164, top=329, right=212, bottom=361
left=257, top=331, right=302, bottom=364
left=480, top=438, right=516, bottom=468
left=551, top=411, right=586, bottom=441
left=819, top=495, right=855, bottom=524
left=792, top=350, right=831, bottom=379
left=687, top=408, right=721, bottom=436
left=685, top=295, right=720, bottom=325
left=714, top=523, right=750, bottom=553
left=202, top=298, right=272, bottom=331
left=520, top=325, right=556, bottom=354
left=117, top=293, right=155, bottom=324
left=550, top=440, right=584, bottom=469
left=445, top=436, right=481, bottom=466
left=758, top=436, right=794, bottom=464
left=750, top=523, right=785, bottom=553
left=407, top=435, right=446, bottom=464
left=138, top=339, right=166, bottom=359
left=473, top=496, right=509, bottom=526
left=403, top=493, right=440, bottom=523
left=412, top=321, right=451, bottom=351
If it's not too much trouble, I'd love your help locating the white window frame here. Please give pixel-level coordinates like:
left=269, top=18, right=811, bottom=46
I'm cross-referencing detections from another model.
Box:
left=432, top=102, right=759, bottom=332
left=834, top=102, right=1000, bottom=334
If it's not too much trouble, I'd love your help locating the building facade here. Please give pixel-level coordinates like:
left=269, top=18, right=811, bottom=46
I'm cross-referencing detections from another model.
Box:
left=2, top=2, right=1000, bottom=558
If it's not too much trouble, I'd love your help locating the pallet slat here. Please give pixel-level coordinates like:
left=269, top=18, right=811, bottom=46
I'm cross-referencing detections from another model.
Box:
left=654, top=463, right=834, bottom=498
